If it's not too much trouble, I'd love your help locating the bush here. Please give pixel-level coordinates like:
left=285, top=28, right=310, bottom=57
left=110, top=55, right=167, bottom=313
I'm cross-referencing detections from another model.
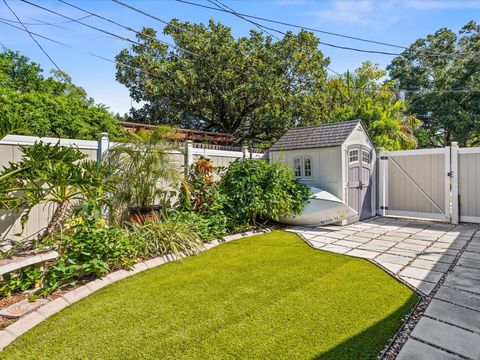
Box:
left=41, top=205, right=137, bottom=295
left=129, top=214, right=203, bottom=258
left=220, top=159, right=311, bottom=228
left=172, top=211, right=227, bottom=243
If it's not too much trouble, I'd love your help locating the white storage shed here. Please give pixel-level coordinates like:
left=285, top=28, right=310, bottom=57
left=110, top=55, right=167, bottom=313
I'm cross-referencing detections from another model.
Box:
left=269, top=120, right=376, bottom=223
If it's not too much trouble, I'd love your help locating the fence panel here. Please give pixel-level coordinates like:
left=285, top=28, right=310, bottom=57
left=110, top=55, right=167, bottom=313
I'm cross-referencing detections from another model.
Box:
left=457, top=147, right=480, bottom=223
left=378, top=148, right=450, bottom=221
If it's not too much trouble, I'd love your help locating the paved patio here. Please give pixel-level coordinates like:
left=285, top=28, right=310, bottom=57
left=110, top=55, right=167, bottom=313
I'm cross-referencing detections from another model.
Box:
left=288, top=217, right=480, bottom=360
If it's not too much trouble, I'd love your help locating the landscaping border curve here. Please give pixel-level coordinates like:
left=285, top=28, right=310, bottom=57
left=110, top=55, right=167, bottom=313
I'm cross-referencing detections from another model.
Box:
left=0, top=229, right=270, bottom=351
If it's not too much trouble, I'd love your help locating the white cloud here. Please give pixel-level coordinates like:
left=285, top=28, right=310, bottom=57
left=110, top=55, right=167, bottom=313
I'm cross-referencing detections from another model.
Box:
left=315, top=1, right=398, bottom=27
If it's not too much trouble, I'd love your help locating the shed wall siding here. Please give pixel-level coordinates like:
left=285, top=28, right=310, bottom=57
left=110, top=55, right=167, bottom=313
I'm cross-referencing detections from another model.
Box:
left=269, top=147, right=343, bottom=199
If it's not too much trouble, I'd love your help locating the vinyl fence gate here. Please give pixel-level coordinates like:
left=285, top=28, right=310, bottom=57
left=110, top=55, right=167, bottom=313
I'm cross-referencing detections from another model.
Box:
left=378, top=143, right=480, bottom=224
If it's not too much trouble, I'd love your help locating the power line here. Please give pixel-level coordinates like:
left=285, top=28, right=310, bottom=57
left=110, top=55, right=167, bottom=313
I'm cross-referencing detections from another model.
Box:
left=111, top=0, right=206, bottom=41
left=207, top=0, right=338, bottom=76
left=0, top=19, right=70, bottom=46
left=208, top=0, right=282, bottom=41
left=58, top=0, right=197, bottom=56
left=176, top=0, right=480, bottom=58
left=3, top=0, right=62, bottom=71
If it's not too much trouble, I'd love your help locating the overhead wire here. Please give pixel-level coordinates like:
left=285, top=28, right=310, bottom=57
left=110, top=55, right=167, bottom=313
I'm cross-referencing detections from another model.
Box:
left=0, top=19, right=70, bottom=46
left=58, top=0, right=198, bottom=56
left=175, top=0, right=480, bottom=58
left=3, top=0, right=62, bottom=71
left=5, top=1, right=479, bottom=94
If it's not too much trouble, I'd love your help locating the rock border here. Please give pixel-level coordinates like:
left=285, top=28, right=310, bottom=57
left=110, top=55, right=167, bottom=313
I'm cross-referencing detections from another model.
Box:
left=0, top=228, right=270, bottom=352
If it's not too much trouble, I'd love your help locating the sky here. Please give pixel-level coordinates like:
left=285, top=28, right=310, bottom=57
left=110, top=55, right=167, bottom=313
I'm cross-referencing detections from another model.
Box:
left=1, top=0, right=479, bottom=115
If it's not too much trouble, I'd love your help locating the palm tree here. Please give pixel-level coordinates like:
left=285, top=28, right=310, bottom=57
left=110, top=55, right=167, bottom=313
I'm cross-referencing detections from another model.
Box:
left=109, top=127, right=180, bottom=222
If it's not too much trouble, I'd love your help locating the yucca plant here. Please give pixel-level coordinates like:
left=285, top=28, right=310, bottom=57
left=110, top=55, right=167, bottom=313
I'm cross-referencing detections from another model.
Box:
left=129, top=213, right=203, bottom=258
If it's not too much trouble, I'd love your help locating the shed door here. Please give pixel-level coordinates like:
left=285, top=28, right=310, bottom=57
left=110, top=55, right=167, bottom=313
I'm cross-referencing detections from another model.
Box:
left=347, top=145, right=373, bottom=222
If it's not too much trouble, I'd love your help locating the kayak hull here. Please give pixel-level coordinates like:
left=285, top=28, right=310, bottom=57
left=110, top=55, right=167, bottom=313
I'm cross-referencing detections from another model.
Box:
left=279, top=186, right=357, bottom=226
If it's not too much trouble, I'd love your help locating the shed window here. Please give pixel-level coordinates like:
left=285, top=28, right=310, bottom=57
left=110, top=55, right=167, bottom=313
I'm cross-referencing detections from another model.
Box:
left=349, top=149, right=359, bottom=164
left=303, top=157, right=312, bottom=178
left=293, top=158, right=302, bottom=178
left=362, top=150, right=371, bottom=164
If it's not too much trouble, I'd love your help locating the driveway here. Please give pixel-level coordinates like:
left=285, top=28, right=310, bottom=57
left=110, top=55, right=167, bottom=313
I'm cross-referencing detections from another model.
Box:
left=288, top=217, right=480, bottom=359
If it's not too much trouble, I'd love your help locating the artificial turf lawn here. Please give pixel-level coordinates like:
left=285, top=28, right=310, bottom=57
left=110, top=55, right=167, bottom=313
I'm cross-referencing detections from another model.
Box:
left=3, top=231, right=418, bottom=359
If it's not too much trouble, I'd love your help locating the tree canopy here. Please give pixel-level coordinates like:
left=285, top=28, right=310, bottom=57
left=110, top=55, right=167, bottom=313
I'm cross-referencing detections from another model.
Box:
left=325, top=62, right=420, bottom=150
left=116, top=20, right=330, bottom=145
left=0, top=50, right=124, bottom=140
left=388, top=21, right=480, bottom=147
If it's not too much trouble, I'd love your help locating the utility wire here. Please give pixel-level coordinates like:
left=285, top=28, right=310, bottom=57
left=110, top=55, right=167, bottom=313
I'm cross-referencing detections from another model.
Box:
left=0, top=16, right=67, bottom=29
left=3, top=0, right=62, bottom=71
left=58, top=0, right=197, bottom=56
left=176, top=0, right=479, bottom=58
left=0, top=19, right=70, bottom=46
left=111, top=0, right=206, bottom=41
left=21, top=0, right=144, bottom=47
left=208, top=0, right=282, bottom=41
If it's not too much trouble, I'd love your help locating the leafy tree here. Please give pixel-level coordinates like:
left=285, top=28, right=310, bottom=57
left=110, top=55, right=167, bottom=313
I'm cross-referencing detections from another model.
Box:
left=115, top=21, right=329, bottom=144
left=325, top=62, right=420, bottom=150
left=388, top=21, right=480, bottom=147
left=0, top=50, right=124, bottom=140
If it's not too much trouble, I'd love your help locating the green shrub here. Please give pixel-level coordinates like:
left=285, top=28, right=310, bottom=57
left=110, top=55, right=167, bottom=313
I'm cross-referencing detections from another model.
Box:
left=129, top=214, right=203, bottom=258
left=41, top=206, right=137, bottom=295
left=171, top=211, right=227, bottom=243
left=220, top=159, right=311, bottom=228
left=0, top=266, right=43, bottom=298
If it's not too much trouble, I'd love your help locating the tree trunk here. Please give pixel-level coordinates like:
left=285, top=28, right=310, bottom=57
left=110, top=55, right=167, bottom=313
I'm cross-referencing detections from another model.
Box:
left=41, top=201, right=69, bottom=239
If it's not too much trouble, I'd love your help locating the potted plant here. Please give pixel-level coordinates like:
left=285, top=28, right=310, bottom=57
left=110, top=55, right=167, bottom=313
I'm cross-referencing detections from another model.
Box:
left=109, top=127, right=180, bottom=224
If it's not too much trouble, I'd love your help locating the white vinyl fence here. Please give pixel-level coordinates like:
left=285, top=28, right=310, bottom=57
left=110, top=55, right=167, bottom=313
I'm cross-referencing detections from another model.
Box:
left=379, top=142, right=480, bottom=224
left=0, top=134, right=265, bottom=241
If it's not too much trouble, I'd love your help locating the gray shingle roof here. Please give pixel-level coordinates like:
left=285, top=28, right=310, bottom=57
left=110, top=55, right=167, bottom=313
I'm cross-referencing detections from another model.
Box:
left=269, top=120, right=360, bottom=151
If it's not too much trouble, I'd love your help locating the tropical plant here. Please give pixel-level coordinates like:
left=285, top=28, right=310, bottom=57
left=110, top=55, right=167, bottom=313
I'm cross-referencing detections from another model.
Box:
left=0, top=142, right=116, bottom=240
left=109, top=127, right=180, bottom=221
left=220, top=159, right=311, bottom=229
left=116, top=21, right=329, bottom=145
left=176, top=157, right=227, bottom=242
left=129, top=214, right=203, bottom=258
left=326, top=62, right=420, bottom=150
left=40, top=203, right=137, bottom=295
left=0, top=265, right=43, bottom=298
left=388, top=21, right=480, bottom=147
left=0, top=117, right=26, bottom=140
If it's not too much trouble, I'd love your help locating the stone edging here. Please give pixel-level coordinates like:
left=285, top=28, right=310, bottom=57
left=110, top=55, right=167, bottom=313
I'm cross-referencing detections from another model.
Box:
left=0, top=228, right=270, bottom=351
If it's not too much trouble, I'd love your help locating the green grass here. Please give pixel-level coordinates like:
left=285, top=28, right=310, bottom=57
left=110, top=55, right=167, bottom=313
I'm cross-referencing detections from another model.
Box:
left=3, top=231, right=418, bottom=359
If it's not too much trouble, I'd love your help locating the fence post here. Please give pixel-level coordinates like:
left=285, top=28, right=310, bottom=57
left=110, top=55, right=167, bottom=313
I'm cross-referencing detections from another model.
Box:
left=97, top=132, right=109, bottom=163
left=242, top=144, right=248, bottom=159
left=451, top=142, right=459, bottom=224
left=378, top=150, right=388, bottom=216
left=184, top=140, right=194, bottom=178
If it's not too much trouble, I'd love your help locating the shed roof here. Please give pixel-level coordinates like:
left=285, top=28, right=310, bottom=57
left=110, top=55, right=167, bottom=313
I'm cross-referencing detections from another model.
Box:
left=269, top=120, right=361, bottom=151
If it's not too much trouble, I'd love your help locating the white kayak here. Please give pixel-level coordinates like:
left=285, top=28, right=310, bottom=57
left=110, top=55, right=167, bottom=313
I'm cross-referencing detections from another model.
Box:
left=279, top=186, right=357, bottom=226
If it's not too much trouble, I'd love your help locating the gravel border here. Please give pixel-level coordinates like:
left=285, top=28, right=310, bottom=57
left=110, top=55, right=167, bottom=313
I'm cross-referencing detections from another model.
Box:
left=0, top=228, right=270, bottom=352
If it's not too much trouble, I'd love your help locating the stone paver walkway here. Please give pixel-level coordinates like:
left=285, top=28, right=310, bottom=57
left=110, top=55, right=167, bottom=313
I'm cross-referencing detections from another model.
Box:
left=397, top=233, right=480, bottom=360
left=288, top=217, right=480, bottom=360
